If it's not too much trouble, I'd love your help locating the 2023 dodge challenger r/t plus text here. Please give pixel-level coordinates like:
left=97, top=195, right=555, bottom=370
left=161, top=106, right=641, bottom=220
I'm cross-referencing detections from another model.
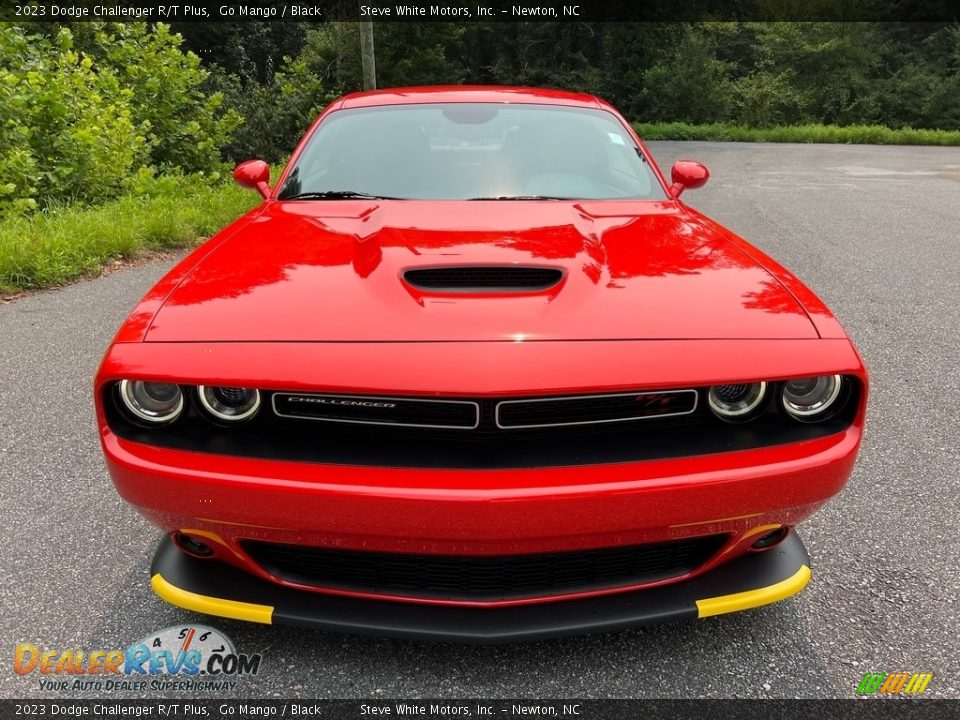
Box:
left=95, top=87, right=867, bottom=642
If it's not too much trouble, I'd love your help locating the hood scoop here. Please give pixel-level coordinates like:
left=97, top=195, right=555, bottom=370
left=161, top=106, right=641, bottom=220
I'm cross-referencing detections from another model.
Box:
left=403, top=265, right=564, bottom=293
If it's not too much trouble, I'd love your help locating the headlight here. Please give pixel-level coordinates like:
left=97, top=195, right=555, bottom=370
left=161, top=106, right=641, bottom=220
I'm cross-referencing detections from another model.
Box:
left=198, top=386, right=261, bottom=422
left=119, top=380, right=184, bottom=424
left=707, top=382, right=767, bottom=421
left=782, top=375, right=843, bottom=421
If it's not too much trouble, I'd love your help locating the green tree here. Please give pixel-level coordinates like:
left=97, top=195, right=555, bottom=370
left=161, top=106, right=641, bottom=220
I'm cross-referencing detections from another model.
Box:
left=82, top=23, right=241, bottom=173
left=871, top=23, right=960, bottom=130
left=640, top=25, right=733, bottom=123
left=214, top=23, right=355, bottom=162
left=601, top=23, right=684, bottom=118
left=0, top=26, right=142, bottom=213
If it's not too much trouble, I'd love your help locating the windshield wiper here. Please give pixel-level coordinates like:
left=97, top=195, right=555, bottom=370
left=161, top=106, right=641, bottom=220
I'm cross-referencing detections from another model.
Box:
left=466, top=195, right=574, bottom=201
left=279, top=190, right=405, bottom=200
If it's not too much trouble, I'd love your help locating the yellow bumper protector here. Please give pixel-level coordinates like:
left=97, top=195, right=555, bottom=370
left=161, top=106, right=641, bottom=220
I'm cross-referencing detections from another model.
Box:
left=696, top=564, right=811, bottom=618
left=151, top=573, right=274, bottom=624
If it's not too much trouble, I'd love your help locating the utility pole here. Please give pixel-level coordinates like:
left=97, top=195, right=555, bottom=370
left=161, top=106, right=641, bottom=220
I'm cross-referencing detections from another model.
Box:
left=359, top=10, right=376, bottom=91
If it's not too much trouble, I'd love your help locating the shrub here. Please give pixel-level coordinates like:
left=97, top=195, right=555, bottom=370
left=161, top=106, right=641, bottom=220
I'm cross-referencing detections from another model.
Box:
left=0, top=23, right=240, bottom=215
left=639, top=29, right=733, bottom=124
left=730, top=70, right=810, bottom=128
left=83, top=23, right=242, bottom=173
left=0, top=26, right=144, bottom=214
left=632, top=121, right=960, bottom=146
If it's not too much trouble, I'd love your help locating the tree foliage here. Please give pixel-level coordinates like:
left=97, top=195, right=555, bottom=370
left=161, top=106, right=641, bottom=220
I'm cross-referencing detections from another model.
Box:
left=4, top=20, right=959, bottom=212
left=0, top=22, right=240, bottom=215
left=82, top=23, right=241, bottom=173
left=0, top=27, right=141, bottom=213
left=183, top=20, right=960, bottom=162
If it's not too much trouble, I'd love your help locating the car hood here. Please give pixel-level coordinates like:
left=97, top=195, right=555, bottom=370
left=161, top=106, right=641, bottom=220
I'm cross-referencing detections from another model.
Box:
left=145, top=201, right=817, bottom=342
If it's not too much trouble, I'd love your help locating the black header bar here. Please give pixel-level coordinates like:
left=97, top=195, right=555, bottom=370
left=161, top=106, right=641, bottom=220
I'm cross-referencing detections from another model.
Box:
left=1, top=699, right=958, bottom=720
left=3, top=0, right=959, bottom=23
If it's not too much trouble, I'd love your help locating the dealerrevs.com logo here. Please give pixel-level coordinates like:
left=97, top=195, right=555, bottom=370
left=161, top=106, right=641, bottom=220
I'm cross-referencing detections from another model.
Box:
left=14, top=625, right=261, bottom=692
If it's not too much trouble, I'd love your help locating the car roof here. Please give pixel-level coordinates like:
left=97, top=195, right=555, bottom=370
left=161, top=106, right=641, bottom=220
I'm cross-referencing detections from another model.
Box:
left=336, top=86, right=608, bottom=111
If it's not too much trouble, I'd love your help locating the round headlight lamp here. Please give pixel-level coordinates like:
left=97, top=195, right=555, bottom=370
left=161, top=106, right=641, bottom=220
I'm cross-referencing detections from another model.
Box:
left=782, top=375, right=843, bottom=421
left=119, top=380, right=184, bottom=424
left=707, top=382, right=768, bottom=421
left=198, top=386, right=261, bottom=422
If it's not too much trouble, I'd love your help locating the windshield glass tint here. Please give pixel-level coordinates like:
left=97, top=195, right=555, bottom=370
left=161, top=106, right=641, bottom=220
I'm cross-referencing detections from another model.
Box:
left=278, top=103, right=667, bottom=201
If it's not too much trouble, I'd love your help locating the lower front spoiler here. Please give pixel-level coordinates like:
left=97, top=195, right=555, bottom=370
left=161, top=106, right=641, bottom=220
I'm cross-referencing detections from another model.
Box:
left=150, top=533, right=811, bottom=643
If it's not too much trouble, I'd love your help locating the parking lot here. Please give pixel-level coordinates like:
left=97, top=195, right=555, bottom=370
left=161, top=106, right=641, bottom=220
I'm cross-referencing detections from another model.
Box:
left=1, top=142, right=958, bottom=698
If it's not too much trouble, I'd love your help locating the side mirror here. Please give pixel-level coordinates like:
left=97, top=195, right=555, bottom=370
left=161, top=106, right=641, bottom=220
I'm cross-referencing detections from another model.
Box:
left=669, top=160, right=709, bottom=197
left=233, top=160, right=271, bottom=198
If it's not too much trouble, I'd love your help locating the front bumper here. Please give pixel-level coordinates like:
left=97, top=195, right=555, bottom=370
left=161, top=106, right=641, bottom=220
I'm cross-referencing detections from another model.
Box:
left=103, top=421, right=859, bottom=611
left=99, top=339, right=865, bottom=637
left=151, top=531, right=811, bottom=643
left=104, top=425, right=857, bottom=593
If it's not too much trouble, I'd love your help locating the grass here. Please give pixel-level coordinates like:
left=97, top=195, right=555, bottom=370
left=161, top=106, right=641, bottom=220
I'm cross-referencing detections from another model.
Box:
left=633, top=121, right=960, bottom=145
left=0, top=175, right=259, bottom=295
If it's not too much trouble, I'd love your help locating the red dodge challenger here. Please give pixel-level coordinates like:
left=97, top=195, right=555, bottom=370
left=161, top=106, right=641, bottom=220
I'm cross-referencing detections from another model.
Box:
left=95, top=87, right=867, bottom=642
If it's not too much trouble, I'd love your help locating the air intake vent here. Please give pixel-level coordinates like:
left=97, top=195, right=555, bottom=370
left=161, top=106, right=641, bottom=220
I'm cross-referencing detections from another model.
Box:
left=242, top=534, right=727, bottom=601
left=403, top=266, right=563, bottom=292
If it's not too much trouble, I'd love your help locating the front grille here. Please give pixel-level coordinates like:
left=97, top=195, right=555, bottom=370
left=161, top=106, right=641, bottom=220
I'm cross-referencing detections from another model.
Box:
left=242, top=535, right=727, bottom=601
left=104, top=380, right=861, bottom=469
left=273, top=393, right=479, bottom=429
left=403, top=266, right=563, bottom=292
left=497, top=390, right=698, bottom=428
left=272, top=390, right=695, bottom=431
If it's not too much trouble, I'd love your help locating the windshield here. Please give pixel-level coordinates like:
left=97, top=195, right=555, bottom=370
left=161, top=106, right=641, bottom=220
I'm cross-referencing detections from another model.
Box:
left=277, top=103, right=667, bottom=201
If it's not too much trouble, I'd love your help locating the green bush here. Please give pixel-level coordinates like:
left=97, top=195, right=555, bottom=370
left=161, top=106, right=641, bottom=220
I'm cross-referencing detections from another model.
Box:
left=640, top=29, right=733, bottom=124
left=0, top=23, right=240, bottom=215
left=0, top=27, right=144, bottom=214
left=83, top=23, right=241, bottom=173
left=633, top=121, right=960, bottom=145
left=730, top=69, right=810, bottom=128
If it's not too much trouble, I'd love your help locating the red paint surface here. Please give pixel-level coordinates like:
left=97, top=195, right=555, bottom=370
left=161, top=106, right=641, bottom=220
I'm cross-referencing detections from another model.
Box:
left=96, top=87, right=869, bottom=607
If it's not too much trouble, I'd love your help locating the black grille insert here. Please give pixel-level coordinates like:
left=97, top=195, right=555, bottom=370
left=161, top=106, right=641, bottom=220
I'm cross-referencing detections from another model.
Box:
left=273, top=393, right=479, bottom=429
left=242, top=535, right=727, bottom=601
left=497, top=390, right=698, bottom=428
left=105, top=380, right=861, bottom=469
left=403, top=266, right=563, bottom=292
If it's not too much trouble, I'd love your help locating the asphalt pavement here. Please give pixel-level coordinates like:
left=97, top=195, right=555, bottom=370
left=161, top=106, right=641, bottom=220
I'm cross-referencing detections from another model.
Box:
left=1, top=142, right=958, bottom=699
